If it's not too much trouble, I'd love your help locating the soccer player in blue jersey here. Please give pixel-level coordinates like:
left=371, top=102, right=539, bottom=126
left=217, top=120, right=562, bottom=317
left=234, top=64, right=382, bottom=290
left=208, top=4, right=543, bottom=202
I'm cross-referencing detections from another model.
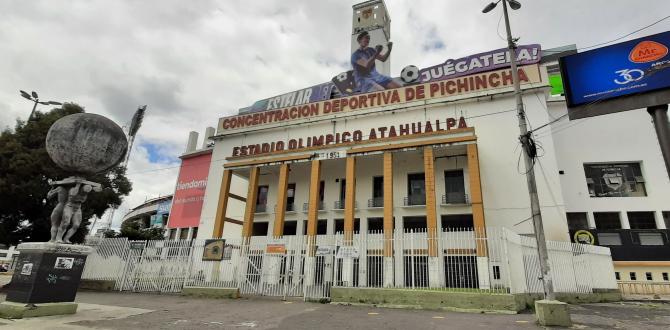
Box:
left=351, top=31, right=400, bottom=92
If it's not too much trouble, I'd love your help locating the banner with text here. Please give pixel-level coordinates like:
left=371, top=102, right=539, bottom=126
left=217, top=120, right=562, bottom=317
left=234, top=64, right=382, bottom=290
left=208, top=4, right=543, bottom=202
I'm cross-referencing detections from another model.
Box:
left=167, top=153, right=212, bottom=229
left=219, top=64, right=541, bottom=133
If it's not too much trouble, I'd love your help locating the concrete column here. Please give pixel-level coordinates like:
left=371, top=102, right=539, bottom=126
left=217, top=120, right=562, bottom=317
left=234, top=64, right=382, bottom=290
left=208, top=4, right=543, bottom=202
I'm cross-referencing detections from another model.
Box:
left=620, top=211, right=631, bottom=229
left=424, top=147, right=440, bottom=287
left=342, top=157, right=357, bottom=286
left=467, top=144, right=490, bottom=289
left=586, top=212, right=596, bottom=229
left=273, top=164, right=290, bottom=237
left=213, top=169, right=232, bottom=238
left=186, top=131, right=198, bottom=153
left=306, top=160, right=321, bottom=238
left=344, top=157, right=357, bottom=242
left=187, top=227, right=194, bottom=240
left=202, top=127, right=215, bottom=149
left=305, top=160, right=321, bottom=287
left=655, top=210, right=667, bottom=229
left=242, top=167, right=261, bottom=240
left=383, top=152, right=395, bottom=287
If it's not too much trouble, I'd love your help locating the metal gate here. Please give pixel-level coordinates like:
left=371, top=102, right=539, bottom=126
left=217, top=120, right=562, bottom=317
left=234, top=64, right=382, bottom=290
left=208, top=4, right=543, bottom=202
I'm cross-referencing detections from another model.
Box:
left=238, top=237, right=306, bottom=298
left=117, top=240, right=193, bottom=293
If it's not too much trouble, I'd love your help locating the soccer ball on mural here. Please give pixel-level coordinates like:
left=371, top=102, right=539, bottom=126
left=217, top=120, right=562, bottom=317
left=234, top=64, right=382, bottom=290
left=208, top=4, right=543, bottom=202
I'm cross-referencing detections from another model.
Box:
left=400, top=65, right=420, bottom=83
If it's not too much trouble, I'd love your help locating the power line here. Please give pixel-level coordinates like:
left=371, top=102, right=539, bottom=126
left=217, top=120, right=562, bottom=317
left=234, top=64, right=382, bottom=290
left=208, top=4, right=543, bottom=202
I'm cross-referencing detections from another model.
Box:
left=543, top=14, right=670, bottom=53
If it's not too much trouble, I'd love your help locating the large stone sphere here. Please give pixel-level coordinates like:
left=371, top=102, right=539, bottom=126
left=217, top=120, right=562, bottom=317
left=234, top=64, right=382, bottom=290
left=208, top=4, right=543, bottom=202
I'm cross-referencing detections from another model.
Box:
left=46, top=113, right=128, bottom=174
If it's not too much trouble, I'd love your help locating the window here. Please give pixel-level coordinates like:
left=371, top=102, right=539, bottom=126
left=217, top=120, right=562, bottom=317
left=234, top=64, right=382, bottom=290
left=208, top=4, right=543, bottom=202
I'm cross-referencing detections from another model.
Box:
left=286, top=183, right=296, bottom=211
left=179, top=229, right=189, bottom=240
left=583, top=163, right=646, bottom=197
left=407, top=173, right=426, bottom=205
left=628, top=212, right=656, bottom=229
left=371, top=176, right=384, bottom=207
left=615, top=272, right=620, bottom=280
left=567, top=213, right=589, bottom=230
left=634, top=232, right=665, bottom=246
left=663, top=272, right=669, bottom=281
left=663, top=212, right=670, bottom=229
left=256, top=186, right=269, bottom=213
left=646, top=272, right=653, bottom=281
left=629, top=272, right=637, bottom=281
left=191, top=227, right=198, bottom=239
left=444, top=170, right=466, bottom=203
left=169, top=228, right=177, bottom=240
left=339, top=178, right=346, bottom=203
left=493, top=266, right=501, bottom=280
left=593, top=212, right=621, bottom=229
left=319, top=181, right=325, bottom=202
left=597, top=233, right=622, bottom=245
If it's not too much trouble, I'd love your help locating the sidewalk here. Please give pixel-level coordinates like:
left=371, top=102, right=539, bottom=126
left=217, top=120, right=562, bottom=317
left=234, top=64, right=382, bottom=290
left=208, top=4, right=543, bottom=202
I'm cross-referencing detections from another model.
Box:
left=0, top=291, right=669, bottom=329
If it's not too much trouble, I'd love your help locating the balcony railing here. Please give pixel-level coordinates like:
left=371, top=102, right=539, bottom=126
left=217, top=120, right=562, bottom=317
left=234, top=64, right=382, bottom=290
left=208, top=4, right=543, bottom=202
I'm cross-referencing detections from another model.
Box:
left=255, top=204, right=267, bottom=213
left=302, top=201, right=325, bottom=211
left=441, top=192, right=469, bottom=205
left=368, top=197, right=383, bottom=208
left=403, top=194, right=426, bottom=206
left=286, top=203, right=296, bottom=212
left=333, top=200, right=357, bottom=209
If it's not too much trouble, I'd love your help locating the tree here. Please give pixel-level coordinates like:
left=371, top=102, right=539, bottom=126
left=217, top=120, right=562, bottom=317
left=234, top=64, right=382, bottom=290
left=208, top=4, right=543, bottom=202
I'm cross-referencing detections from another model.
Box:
left=119, top=218, right=165, bottom=240
left=0, top=104, right=132, bottom=245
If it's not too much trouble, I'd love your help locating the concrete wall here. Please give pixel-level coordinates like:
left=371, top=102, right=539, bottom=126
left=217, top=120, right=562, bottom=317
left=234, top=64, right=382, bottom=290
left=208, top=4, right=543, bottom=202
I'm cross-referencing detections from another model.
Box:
left=548, top=99, right=670, bottom=230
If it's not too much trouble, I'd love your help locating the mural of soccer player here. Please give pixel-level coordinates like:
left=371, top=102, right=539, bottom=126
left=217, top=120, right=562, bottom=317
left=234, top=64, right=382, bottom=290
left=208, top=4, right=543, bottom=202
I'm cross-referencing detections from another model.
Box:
left=351, top=31, right=400, bottom=93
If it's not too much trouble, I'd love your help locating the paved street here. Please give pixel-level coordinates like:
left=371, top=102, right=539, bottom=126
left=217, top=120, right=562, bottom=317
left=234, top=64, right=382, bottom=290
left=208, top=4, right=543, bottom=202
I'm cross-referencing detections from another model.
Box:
left=1, top=291, right=670, bottom=329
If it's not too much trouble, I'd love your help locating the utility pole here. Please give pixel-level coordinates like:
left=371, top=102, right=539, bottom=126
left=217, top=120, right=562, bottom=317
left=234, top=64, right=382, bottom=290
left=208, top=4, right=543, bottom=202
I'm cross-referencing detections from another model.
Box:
left=500, top=0, right=556, bottom=300
left=647, top=104, right=670, bottom=180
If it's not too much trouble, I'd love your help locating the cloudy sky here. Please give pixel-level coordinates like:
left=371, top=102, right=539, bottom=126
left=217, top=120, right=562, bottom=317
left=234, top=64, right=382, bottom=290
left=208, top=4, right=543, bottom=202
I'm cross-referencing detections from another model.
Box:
left=1, top=0, right=669, bottom=231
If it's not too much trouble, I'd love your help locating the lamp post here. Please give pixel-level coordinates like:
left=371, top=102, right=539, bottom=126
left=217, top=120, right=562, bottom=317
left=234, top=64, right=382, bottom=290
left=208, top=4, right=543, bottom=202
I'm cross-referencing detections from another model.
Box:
left=482, top=0, right=556, bottom=301
left=19, top=90, right=63, bottom=121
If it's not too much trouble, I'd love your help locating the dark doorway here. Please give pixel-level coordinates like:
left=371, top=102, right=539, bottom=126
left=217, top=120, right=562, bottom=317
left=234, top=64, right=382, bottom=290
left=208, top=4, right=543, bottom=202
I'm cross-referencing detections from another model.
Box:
left=367, top=217, right=384, bottom=232
left=283, top=220, right=297, bottom=235
left=444, top=256, right=479, bottom=288
left=371, top=176, right=384, bottom=207
left=441, top=214, right=474, bottom=230
left=404, top=256, right=428, bottom=287
left=444, top=170, right=466, bottom=203
left=407, top=173, right=426, bottom=205
left=252, top=222, right=269, bottom=236
left=286, top=183, right=296, bottom=211
left=335, top=218, right=360, bottom=234
left=403, top=216, right=427, bottom=231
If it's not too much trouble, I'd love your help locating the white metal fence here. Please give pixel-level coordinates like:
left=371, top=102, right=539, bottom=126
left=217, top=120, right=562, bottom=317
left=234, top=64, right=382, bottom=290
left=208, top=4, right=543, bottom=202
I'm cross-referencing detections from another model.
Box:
left=82, top=228, right=617, bottom=300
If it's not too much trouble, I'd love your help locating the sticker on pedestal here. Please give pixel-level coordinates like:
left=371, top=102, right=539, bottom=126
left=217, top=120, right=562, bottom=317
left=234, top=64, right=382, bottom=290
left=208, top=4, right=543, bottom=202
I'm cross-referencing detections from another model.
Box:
left=54, top=257, right=74, bottom=269
left=21, top=263, right=33, bottom=275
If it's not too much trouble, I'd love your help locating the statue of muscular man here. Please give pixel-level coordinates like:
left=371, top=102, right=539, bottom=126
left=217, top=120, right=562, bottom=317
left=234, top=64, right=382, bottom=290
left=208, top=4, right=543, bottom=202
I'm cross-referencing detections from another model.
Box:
left=47, top=177, right=102, bottom=244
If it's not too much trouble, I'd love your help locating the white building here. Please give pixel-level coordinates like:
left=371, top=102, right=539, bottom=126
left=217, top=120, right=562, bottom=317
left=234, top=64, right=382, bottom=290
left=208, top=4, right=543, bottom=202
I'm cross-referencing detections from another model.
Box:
left=193, top=1, right=669, bottom=289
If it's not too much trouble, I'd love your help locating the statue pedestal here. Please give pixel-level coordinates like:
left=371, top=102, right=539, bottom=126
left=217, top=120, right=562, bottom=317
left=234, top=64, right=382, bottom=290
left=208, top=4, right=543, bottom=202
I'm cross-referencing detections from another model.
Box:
left=0, top=242, right=93, bottom=319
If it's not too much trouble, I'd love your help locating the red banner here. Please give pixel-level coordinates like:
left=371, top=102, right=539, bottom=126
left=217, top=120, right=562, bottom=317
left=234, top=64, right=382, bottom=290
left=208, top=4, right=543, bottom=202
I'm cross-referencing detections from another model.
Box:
left=167, top=152, right=212, bottom=228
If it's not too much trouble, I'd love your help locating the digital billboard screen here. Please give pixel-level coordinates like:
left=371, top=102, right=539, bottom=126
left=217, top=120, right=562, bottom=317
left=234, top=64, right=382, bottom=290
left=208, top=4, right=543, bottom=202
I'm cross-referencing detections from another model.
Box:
left=560, top=31, right=670, bottom=118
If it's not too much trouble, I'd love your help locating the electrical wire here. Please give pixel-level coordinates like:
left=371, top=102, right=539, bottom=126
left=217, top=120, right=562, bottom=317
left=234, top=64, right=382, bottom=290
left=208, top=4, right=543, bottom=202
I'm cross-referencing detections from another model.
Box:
left=543, top=15, right=670, bottom=53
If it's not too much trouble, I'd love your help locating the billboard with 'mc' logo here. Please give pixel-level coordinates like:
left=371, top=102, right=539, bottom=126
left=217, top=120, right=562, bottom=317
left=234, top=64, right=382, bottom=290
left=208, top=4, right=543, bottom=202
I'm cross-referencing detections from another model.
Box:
left=560, top=31, right=670, bottom=119
left=167, top=152, right=212, bottom=229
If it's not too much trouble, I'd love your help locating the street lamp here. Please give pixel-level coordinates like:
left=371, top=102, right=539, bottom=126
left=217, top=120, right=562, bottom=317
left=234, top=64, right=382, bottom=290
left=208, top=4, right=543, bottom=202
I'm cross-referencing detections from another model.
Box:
left=482, top=0, right=557, bottom=301
left=19, top=90, right=63, bottom=121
